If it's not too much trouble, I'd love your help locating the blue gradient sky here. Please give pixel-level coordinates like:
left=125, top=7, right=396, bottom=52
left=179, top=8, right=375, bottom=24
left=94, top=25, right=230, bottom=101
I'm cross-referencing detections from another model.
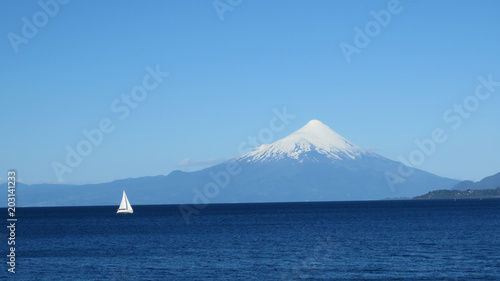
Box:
left=1, top=0, right=499, bottom=184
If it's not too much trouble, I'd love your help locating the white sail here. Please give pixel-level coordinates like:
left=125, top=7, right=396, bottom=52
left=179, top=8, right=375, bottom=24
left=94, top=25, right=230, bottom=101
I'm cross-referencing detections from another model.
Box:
left=117, top=190, right=133, bottom=214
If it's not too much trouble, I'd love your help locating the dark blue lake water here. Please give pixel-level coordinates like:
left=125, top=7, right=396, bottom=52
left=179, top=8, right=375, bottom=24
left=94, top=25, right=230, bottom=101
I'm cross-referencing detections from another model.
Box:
left=2, top=200, right=500, bottom=280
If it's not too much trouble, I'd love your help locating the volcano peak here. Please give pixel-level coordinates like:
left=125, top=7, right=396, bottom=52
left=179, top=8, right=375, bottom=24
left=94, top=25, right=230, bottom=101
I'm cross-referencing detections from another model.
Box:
left=239, top=120, right=368, bottom=163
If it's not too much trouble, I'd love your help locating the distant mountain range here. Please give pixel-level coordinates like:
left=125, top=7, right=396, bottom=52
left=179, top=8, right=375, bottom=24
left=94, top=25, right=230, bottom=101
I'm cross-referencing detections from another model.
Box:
left=4, top=120, right=461, bottom=207
left=414, top=171, right=500, bottom=200
left=452, top=172, right=500, bottom=191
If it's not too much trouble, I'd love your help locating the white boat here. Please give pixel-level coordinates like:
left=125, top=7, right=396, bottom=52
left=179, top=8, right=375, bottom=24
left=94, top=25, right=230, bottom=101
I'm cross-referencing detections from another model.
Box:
left=117, top=190, right=133, bottom=214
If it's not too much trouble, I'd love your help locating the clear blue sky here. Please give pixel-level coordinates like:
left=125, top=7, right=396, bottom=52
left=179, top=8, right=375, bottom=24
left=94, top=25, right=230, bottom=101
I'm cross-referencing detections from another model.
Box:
left=1, top=0, right=499, bottom=184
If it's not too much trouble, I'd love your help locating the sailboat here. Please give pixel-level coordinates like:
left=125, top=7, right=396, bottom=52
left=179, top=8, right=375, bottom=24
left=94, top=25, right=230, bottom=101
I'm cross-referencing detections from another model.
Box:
left=117, top=190, right=133, bottom=214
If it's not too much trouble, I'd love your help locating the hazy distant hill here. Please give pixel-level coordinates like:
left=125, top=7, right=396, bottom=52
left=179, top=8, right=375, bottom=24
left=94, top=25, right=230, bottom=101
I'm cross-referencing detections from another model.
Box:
left=453, top=172, right=500, bottom=190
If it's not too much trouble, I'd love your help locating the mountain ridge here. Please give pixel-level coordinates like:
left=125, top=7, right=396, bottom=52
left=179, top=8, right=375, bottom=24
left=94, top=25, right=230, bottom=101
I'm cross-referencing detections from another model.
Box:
left=452, top=172, right=500, bottom=190
left=4, top=119, right=460, bottom=207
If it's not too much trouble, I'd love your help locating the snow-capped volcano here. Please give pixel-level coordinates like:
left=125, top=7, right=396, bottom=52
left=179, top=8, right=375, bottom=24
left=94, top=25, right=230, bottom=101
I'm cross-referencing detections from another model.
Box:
left=239, top=119, right=373, bottom=162
left=11, top=119, right=460, bottom=207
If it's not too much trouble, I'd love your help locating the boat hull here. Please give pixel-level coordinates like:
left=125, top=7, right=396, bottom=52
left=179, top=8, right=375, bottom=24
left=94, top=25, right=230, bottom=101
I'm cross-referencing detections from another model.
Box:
left=117, top=210, right=133, bottom=214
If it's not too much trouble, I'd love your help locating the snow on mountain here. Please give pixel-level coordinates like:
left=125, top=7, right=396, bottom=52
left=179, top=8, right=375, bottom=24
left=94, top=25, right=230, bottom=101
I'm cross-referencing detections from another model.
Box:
left=238, top=119, right=375, bottom=163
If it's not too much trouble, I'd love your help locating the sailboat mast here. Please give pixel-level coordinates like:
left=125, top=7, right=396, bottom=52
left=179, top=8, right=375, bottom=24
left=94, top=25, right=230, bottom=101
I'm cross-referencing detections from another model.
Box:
left=125, top=192, right=128, bottom=210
